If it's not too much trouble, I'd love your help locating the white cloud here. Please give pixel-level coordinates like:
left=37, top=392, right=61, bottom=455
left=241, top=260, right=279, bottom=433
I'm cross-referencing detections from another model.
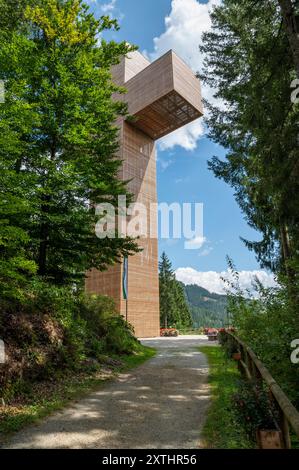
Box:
left=87, top=0, right=124, bottom=22
left=147, top=0, right=222, bottom=150
left=100, top=0, right=116, bottom=13
left=158, top=120, right=205, bottom=151
left=175, top=267, right=277, bottom=295
left=185, top=236, right=206, bottom=250
left=175, top=176, right=189, bottom=184
left=184, top=237, right=213, bottom=255
left=158, top=158, right=174, bottom=171
left=198, top=246, right=213, bottom=257
left=149, top=0, right=220, bottom=71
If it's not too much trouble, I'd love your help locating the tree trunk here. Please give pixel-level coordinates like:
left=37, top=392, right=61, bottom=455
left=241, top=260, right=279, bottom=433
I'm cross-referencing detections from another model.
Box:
left=279, top=220, right=296, bottom=285
left=38, top=227, right=48, bottom=276
left=278, top=0, right=299, bottom=78
left=38, top=144, right=56, bottom=277
left=38, top=196, right=50, bottom=276
left=280, top=222, right=291, bottom=264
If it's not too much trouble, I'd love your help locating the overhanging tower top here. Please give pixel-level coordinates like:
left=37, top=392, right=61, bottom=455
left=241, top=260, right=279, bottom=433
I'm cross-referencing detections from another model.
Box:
left=113, top=50, right=203, bottom=140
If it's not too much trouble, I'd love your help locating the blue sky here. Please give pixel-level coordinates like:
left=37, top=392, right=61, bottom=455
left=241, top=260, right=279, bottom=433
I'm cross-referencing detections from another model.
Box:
left=87, top=0, right=276, bottom=293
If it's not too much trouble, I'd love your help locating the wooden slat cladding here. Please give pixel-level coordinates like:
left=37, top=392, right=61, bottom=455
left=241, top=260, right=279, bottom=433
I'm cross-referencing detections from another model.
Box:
left=125, top=51, right=203, bottom=139
left=172, top=52, right=203, bottom=114
left=111, top=51, right=150, bottom=86
left=86, top=50, right=203, bottom=338
left=85, top=264, right=122, bottom=313
left=86, top=119, right=160, bottom=338
left=124, top=51, right=150, bottom=83
left=133, top=90, right=201, bottom=140
left=119, top=122, right=159, bottom=337
left=125, top=52, right=174, bottom=115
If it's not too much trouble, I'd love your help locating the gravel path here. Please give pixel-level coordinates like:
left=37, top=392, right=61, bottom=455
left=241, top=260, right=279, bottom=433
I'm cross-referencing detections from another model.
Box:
left=4, top=335, right=212, bottom=449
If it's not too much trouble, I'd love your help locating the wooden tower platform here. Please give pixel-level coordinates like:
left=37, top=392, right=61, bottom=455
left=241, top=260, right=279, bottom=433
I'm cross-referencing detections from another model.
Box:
left=85, top=50, right=203, bottom=338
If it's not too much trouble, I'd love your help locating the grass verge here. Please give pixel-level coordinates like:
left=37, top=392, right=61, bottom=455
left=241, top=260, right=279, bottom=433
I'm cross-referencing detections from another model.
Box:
left=199, top=345, right=255, bottom=449
left=0, top=345, right=156, bottom=444
left=179, top=329, right=204, bottom=335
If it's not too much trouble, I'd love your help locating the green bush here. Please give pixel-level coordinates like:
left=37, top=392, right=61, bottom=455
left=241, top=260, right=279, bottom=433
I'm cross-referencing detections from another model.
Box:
left=221, top=334, right=239, bottom=357
left=0, top=283, right=140, bottom=399
left=233, top=380, right=279, bottom=439
left=78, top=294, right=139, bottom=356
left=224, top=261, right=299, bottom=407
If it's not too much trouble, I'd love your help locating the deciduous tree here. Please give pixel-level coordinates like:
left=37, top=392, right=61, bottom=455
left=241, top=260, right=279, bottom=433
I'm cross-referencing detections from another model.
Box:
left=0, top=0, right=139, bottom=294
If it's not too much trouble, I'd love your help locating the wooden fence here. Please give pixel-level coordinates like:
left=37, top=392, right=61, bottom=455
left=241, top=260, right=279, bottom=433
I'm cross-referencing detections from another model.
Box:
left=223, top=331, right=299, bottom=448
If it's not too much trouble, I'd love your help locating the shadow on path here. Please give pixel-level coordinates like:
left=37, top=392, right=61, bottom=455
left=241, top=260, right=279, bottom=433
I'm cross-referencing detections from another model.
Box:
left=4, top=335, right=212, bottom=449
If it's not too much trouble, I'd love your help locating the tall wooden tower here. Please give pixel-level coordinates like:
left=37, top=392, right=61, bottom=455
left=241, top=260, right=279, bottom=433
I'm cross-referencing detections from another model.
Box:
left=85, top=50, right=203, bottom=337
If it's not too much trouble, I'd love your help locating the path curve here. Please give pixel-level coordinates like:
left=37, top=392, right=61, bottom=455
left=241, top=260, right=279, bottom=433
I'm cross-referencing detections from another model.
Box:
left=4, top=335, right=211, bottom=449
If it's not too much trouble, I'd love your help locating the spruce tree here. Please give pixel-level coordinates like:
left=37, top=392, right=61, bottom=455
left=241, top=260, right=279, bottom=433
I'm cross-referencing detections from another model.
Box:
left=200, top=0, right=299, bottom=278
left=173, top=281, right=192, bottom=329
left=159, top=252, right=175, bottom=328
left=159, top=252, right=192, bottom=329
left=278, top=0, right=299, bottom=77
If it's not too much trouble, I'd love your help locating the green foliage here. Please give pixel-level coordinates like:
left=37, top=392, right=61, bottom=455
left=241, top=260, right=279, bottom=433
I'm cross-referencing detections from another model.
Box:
left=233, top=380, right=279, bottom=439
left=200, top=0, right=299, bottom=276
left=79, top=294, right=139, bottom=355
left=0, top=284, right=141, bottom=399
left=0, top=0, right=150, bottom=416
left=0, top=0, right=35, bottom=36
left=218, top=331, right=240, bottom=356
left=199, top=345, right=255, bottom=449
left=159, top=252, right=192, bottom=330
left=224, top=258, right=299, bottom=407
left=0, top=0, right=139, bottom=298
left=184, top=284, right=227, bottom=328
left=173, top=281, right=193, bottom=330
left=0, top=344, right=156, bottom=439
left=159, top=251, right=176, bottom=328
left=201, top=1, right=299, bottom=414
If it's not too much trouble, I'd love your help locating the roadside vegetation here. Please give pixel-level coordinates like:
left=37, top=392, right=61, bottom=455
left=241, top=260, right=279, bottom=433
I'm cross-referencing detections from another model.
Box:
left=0, top=342, right=155, bottom=443
left=0, top=0, right=149, bottom=437
left=0, top=288, right=149, bottom=401
left=199, top=345, right=255, bottom=449
left=200, top=0, right=299, bottom=410
left=224, top=260, right=299, bottom=409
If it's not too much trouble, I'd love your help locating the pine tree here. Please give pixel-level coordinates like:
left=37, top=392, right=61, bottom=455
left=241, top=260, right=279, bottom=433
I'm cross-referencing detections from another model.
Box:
left=278, top=0, right=299, bottom=77
left=159, top=252, right=192, bottom=329
left=159, top=252, right=175, bottom=328
left=173, top=281, right=192, bottom=329
left=200, top=0, right=299, bottom=278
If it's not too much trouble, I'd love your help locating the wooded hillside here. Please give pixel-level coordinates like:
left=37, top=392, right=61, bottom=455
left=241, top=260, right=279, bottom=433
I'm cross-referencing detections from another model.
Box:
left=183, top=284, right=227, bottom=328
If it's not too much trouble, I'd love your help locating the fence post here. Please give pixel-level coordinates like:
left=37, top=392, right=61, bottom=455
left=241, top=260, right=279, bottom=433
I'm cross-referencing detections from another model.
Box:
left=280, top=411, right=291, bottom=449
left=224, top=332, right=299, bottom=447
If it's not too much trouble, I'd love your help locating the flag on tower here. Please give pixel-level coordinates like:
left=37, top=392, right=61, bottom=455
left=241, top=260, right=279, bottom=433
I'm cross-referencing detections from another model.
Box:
left=122, top=257, right=128, bottom=300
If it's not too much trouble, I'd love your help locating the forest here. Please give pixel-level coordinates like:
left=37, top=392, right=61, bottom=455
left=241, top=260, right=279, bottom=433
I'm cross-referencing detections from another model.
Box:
left=200, top=0, right=299, bottom=408
left=0, top=0, right=142, bottom=405
left=184, top=284, right=227, bottom=328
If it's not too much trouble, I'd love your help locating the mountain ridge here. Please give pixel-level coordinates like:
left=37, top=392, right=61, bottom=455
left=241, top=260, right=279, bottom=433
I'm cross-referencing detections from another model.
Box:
left=180, top=283, right=228, bottom=328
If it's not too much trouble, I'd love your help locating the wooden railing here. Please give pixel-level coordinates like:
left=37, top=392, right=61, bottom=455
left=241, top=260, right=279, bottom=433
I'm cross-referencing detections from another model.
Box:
left=223, top=331, right=299, bottom=448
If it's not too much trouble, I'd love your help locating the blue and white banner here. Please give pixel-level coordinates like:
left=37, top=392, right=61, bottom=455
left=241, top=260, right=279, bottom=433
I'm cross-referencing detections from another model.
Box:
left=122, top=257, right=128, bottom=300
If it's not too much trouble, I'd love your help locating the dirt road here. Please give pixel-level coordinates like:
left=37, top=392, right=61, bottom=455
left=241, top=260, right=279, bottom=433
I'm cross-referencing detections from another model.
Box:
left=4, top=335, right=211, bottom=449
